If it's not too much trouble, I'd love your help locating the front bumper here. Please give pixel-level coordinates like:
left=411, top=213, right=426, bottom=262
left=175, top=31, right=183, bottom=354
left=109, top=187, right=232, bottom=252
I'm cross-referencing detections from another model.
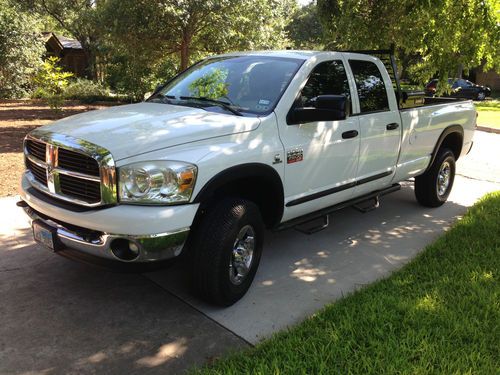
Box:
left=19, top=173, right=198, bottom=265
left=21, top=202, right=189, bottom=263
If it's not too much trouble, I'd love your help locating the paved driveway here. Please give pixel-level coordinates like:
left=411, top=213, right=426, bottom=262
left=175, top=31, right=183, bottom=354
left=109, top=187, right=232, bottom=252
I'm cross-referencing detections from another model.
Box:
left=1, top=131, right=499, bottom=373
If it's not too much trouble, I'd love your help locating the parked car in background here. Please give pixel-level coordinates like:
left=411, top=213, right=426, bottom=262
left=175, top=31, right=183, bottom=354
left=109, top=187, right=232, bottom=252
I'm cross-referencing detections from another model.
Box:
left=425, top=78, right=491, bottom=100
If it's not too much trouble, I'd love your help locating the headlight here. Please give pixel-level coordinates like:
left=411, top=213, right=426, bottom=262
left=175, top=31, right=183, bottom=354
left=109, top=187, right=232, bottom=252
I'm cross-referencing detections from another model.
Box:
left=119, top=161, right=197, bottom=204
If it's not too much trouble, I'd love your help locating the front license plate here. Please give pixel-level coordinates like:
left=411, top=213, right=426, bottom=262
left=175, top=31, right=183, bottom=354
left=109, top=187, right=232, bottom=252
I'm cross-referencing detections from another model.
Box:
left=32, top=220, right=58, bottom=251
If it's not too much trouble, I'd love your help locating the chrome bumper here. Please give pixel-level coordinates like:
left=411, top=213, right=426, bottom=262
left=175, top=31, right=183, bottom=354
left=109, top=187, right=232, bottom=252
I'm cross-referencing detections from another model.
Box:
left=21, top=201, right=190, bottom=263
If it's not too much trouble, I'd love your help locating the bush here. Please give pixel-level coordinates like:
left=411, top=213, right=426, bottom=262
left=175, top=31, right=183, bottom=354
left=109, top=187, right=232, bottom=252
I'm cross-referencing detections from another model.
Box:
left=0, top=1, right=44, bottom=98
left=63, top=79, right=111, bottom=103
left=34, top=57, right=73, bottom=111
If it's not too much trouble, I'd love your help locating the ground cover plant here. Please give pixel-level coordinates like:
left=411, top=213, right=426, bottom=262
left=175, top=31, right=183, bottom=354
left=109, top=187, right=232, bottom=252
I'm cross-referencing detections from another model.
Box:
left=193, top=192, right=500, bottom=374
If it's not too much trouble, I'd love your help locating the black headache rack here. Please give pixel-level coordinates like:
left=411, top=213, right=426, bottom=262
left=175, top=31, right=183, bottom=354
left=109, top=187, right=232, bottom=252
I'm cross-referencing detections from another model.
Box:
left=341, top=45, right=425, bottom=109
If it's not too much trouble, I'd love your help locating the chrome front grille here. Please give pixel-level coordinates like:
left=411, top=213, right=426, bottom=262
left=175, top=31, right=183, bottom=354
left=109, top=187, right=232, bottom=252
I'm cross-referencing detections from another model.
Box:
left=26, top=140, right=46, bottom=160
left=26, top=158, right=48, bottom=185
left=24, top=131, right=117, bottom=207
left=58, top=148, right=101, bottom=176
left=59, top=174, right=101, bottom=203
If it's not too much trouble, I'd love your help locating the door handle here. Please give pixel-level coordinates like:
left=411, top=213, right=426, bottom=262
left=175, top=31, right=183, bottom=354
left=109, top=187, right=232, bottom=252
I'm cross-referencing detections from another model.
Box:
left=386, top=123, right=399, bottom=130
left=342, top=130, right=359, bottom=139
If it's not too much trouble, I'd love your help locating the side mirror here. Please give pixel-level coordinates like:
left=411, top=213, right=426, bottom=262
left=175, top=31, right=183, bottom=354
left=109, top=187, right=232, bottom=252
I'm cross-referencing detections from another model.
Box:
left=287, top=95, right=349, bottom=125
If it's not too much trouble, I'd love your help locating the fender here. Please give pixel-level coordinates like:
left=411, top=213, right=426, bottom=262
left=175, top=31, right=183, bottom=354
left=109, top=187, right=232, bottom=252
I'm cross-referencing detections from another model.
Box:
left=426, top=125, right=464, bottom=172
left=193, top=163, right=285, bottom=226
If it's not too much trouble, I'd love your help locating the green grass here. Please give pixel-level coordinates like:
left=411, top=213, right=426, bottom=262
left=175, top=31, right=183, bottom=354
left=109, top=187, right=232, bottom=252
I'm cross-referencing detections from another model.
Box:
left=475, top=100, right=499, bottom=128
left=193, top=192, right=500, bottom=375
left=477, top=110, right=500, bottom=129
left=475, top=100, right=500, bottom=111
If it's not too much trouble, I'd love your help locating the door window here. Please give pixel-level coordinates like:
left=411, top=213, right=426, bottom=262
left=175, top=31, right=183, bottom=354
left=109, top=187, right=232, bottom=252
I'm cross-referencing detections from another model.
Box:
left=298, top=60, right=350, bottom=107
left=349, top=60, right=389, bottom=113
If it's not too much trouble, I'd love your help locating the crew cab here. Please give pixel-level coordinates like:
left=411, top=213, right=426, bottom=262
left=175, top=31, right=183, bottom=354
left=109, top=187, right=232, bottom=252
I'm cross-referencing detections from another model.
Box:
left=18, top=50, right=476, bottom=306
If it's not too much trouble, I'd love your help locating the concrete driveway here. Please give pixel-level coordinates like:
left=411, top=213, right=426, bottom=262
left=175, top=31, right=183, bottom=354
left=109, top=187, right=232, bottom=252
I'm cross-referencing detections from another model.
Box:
left=1, top=131, right=499, bottom=373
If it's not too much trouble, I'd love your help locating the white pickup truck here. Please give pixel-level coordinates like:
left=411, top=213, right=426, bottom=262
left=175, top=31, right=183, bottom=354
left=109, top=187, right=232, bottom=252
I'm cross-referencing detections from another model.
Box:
left=19, top=50, right=476, bottom=305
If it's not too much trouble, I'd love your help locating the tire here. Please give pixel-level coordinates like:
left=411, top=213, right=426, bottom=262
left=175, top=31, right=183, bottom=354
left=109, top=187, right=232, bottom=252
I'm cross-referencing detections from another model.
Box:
left=190, top=198, right=264, bottom=306
left=415, top=148, right=456, bottom=207
left=476, top=91, right=486, bottom=101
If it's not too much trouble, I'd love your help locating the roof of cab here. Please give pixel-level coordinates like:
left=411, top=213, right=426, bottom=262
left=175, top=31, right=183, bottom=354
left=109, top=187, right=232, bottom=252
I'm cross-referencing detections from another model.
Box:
left=212, top=50, right=335, bottom=60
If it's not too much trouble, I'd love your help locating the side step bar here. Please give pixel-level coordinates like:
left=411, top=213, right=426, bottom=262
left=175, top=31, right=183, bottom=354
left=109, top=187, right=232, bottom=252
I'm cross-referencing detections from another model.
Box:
left=274, top=183, right=401, bottom=233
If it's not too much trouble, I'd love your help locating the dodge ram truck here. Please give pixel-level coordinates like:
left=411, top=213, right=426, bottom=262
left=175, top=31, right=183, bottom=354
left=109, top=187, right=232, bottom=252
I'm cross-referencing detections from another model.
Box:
left=18, top=49, right=476, bottom=305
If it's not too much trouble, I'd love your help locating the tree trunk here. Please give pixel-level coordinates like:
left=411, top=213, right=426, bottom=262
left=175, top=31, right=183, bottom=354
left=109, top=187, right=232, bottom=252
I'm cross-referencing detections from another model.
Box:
left=80, top=39, right=97, bottom=80
left=179, top=30, right=192, bottom=72
left=456, top=63, right=463, bottom=79
left=180, top=43, right=189, bottom=72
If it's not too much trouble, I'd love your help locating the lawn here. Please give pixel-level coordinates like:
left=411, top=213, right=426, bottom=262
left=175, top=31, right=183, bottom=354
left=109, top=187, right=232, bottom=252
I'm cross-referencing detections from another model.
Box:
left=475, top=100, right=500, bottom=129
left=477, top=111, right=500, bottom=129
left=193, top=192, right=500, bottom=374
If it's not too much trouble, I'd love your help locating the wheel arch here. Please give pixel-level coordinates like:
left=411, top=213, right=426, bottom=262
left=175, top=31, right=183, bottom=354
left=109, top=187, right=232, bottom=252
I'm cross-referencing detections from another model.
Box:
left=193, top=163, right=285, bottom=228
left=426, top=125, right=464, bottom=171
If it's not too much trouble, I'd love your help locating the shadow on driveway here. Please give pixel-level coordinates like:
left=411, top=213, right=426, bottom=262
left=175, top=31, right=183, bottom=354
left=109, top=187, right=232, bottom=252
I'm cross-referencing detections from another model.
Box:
left=0, top=216, right=246, bottom=375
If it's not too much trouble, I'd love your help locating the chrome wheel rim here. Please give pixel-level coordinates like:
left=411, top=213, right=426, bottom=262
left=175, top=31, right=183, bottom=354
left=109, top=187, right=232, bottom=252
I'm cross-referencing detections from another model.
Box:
left=229, top=225, right=255, bottom=285
left=437, top=161, right=451, bottom=196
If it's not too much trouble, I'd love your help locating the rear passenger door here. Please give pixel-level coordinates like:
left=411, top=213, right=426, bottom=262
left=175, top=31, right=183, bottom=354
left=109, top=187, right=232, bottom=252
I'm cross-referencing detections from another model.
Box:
left=346, top=56, right=402, bottom=196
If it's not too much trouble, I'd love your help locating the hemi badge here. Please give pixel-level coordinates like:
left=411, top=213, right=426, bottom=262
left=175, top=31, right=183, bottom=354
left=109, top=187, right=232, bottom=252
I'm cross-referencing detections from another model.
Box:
left=287, top=148, right=303, bottom=164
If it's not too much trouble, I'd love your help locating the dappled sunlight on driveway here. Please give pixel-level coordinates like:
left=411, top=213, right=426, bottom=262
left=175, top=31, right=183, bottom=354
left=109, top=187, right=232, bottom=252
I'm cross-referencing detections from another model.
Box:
left=146, top=174, right=500, bottom=344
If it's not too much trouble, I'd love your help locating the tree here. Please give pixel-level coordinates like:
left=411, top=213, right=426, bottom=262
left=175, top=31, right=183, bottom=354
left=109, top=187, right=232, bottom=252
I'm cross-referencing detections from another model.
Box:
left=102, top=0, right=297, bottom=71
left=317, top=0, right=500, bottom=86
left=15, top=0, right=101, bottom=79
left=287, top=2, right=325, bottom=49
left=0, top=1, right=44, bottom=98
left=100, top=0, right=297, bottom=98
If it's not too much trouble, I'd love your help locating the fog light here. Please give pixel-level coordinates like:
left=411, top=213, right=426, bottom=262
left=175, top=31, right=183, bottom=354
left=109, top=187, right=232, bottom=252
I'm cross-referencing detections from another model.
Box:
left=129, top=242, right=140, bottom=254
left=110, top=238, right=140, bottom=261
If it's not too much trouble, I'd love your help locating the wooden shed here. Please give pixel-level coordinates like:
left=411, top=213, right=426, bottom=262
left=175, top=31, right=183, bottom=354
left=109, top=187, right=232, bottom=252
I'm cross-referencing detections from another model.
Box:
left=44, top=32, right=88, bottom=78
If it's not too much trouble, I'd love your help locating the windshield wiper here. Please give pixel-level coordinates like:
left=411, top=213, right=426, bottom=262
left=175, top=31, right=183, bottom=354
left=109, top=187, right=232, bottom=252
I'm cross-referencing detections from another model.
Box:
left=148, top=94, right=176, bottom=104
left=179, top=96, right=243, bottom=116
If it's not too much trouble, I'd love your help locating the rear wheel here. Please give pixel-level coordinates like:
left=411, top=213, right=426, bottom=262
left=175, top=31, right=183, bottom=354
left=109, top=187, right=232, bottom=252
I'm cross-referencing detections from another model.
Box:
left=415, top=148, right=456, bottom=207
left=476, top=91, right=486, bottom=101
left=190, top=198, right=264, bottom=306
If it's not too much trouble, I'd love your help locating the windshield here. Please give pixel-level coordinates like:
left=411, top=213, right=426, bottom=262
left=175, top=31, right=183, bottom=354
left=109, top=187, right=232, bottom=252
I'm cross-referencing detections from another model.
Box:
left=150, top=55, right=304, bottom=116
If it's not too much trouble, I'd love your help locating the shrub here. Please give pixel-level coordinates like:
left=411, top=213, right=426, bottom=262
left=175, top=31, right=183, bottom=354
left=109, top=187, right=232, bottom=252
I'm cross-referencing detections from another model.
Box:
left=63, top=79, right=111, bottom=103
left=34, top=57, right=73, bottom=111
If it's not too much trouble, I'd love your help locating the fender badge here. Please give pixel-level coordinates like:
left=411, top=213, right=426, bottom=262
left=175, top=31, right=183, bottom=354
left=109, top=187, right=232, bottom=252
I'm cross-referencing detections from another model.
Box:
left=287, top=148, right=303, bottom=164
left=273, top=154, right=282, bottom=164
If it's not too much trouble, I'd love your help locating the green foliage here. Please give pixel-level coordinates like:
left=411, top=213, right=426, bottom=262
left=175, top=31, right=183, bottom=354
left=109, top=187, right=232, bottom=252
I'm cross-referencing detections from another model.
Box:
left=317, top=0, right=500, bottom=88
left=63, top=78, right=111, bottom=103
left=34, top=57, right=73, bottom=110
left=0, top=0, right=44, bottom=98
left=14, top=0, right=100, bottom=79
left=192, top=191, right=500, bottom=374
left=100, top=0, right=296, bottom=99
left=188, top=69, right=229, bottom=99
left=287, top=2, right=324, bottom=49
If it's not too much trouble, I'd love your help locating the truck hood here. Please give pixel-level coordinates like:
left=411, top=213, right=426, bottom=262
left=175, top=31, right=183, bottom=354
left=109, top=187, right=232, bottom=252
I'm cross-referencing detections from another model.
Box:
left=39, top=102, right=261, bottom=160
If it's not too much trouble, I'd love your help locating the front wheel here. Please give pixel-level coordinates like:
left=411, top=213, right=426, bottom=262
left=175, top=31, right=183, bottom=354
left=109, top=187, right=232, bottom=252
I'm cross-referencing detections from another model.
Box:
left=476, top=91, right=486, bottom=101
left=415, top=148, right=456, bottom=207
left=190, top=198, right=264, bottom=306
